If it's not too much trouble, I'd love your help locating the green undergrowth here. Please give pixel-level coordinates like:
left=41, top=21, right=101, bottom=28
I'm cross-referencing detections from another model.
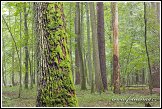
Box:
left=2, top=85, right=160, bottom=107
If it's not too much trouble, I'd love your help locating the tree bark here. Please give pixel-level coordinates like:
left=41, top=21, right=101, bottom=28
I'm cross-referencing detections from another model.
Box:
left=86, top=2, right=92, bottom=86
left=69, top=3, right=74, bottom=82
left=111, top=2, right=121, bottom=94
left=36, top=3, right=78, bottom=106
left=97, top=2, right=108, bottom=91
left=75, top=3, right=80, bottom=85
left=24, top=3, right=29, bottom=89
left=89, top=2, right=103, bottom=93
left=18, top=11, right=22, bottom=98
left=144, top=2, right=152, bottom=94
left=2, top=38, right=6, bottom=86
left=80, top=2, right=87, bottom=90
left=12, top=41, right=15, bottom=86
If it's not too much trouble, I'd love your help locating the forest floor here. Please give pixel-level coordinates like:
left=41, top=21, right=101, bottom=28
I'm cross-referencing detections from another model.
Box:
left=2, top=85, right=160, bottom=107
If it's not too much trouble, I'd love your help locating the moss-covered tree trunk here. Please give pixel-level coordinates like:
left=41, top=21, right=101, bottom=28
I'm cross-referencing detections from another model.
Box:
left=111, top=2, right=121, bottom=94
left=36, top=3, right=78, bottom=107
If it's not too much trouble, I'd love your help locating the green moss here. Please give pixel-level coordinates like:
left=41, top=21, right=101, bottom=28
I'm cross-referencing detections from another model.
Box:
left=37, top=3, right=78, bottom=107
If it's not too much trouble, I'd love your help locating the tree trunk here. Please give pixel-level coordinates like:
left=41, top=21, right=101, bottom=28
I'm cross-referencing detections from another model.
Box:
left=142, top=68, right=145, bottom=85
left=86, top=2, right=92, bottom=86
left=18, top=11, right=22, bottom=98
left=31, top=3, right=35, bottom=85
left=75, top=3, right=80, bottom=85
left=111, top=2, right=121, bottom=94
left=89, top=2, right=103, bottom=93
left=24, top=3, right=29, bottom=89
left=2, top=38, right=6, bottom=86
left=80, top=3, right=87, bottom=90
left=35, top=3, right=78, bottom=107
left=97, top=2, right=108, bottom=91
left=12, top=38, right=15, bottom=86
left=144, top=2, right=152, bottom=94
left=69, top=3, right=74, bottom=82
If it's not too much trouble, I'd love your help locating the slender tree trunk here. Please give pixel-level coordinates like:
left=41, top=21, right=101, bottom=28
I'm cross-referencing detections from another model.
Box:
left=111, top=2, right=120, bottom=94
left=2, top=38, right=6, bottom=86
left=75, top=3, right=80, bottom=85
left=144, top=2, right=152, bottom=94
left=86, top=2, right=92, bottom=86
left=79, top=2, right=87, bottom=90
left=18, top=11, right=22, bottom=98
left=97, top=2, right=108, bottom=91
left=12, top=44, right=15, bottom=86
left=12, top=19, right=15, bottom=86
left=31, top=3, right=35, bottom=85
left=69, top=3, right=74, bottom=82
left=142, top=68, right=145, bottom=85
left=36, top=3, right=78, bottom=106
left=29, top=55, right=33, bottom=89
left=89, top=2, right=103, bottom=93
left=110, top=5, right=113, bottom=90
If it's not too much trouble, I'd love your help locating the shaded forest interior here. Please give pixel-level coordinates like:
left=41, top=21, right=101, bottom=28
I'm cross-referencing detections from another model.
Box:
left=2, top=2, right=160, bottom=107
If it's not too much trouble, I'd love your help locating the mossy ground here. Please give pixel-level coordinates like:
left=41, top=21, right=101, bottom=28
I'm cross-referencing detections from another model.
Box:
left=2, top=85, right=160, bottom=107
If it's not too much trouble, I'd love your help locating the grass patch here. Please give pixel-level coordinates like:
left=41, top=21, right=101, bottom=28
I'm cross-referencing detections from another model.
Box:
left=2, top=85, right=160, bottom=107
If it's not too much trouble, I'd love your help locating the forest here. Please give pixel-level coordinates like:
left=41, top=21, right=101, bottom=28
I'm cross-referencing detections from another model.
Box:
left=1, top=1, right=160, bottom=107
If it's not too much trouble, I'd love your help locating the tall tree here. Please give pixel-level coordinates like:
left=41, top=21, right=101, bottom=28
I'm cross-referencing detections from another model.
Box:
left=18, top=11, right=22, bottom=98
left=111, top=2, right=120, bottom=94
left=75, top=3, right=80, bottom=85
left=89, top=2, right=103, bottom=93
left=86, top=2, right=92, bottom=86
left=36, top=3, right=78, bottom=106
left=97, top=2, right=108, bottom=91
left=80, top=2, right=87, bottom=90
left=69, top=3, right=74, bottom=82
left=12, top=41, right=15, bottom=86
left=144, top=2, right=152, bottom=94
left=2, top=38, right=6, bottom=86
left=24, top=3, right=29, bottom=89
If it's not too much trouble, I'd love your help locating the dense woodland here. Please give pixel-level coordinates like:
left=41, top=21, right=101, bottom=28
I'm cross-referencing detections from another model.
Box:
left=2, top=2, right=160, bottom=107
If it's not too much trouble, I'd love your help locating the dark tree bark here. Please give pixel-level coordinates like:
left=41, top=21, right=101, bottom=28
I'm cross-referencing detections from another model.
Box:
left=97, top=2, right=108, bottom=91
left=35, top=3, right=78, bottom=107
left=75, top=3, right=80, bottom=85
